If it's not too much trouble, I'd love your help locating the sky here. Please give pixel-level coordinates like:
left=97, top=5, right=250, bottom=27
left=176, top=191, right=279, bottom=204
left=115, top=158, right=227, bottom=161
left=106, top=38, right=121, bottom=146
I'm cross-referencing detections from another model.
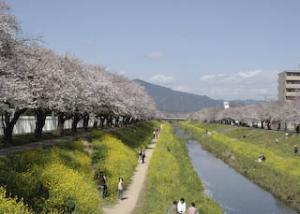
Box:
left=7, top=0, right=300, bottom=100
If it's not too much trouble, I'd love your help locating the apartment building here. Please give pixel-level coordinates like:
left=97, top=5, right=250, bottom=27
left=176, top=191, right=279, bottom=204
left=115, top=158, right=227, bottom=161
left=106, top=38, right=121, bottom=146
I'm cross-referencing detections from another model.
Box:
left=278, top=70, right=300, bottom=101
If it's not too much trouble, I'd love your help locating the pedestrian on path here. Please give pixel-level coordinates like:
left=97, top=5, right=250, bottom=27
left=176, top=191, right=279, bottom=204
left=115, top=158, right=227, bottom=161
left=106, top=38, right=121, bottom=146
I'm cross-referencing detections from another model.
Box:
left=98, top=172, right=107, bottom=198
left=167, top=201, right=178, bottom=214
left=118, top=177, right=124, bottom=200
left=153, top=130, right=156, bottom=139
left=177, top=198, right=186, bottom=214
left=138, top=150, right=142, bottom=163
left=141, top=150, right=146, bottom=164
left=187, top=202, right=198, bottom=214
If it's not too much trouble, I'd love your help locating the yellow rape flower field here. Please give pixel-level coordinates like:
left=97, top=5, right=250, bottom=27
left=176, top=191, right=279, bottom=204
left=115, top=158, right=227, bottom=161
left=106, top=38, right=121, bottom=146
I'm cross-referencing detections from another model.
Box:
left=0, top=121, right=158, bottom=213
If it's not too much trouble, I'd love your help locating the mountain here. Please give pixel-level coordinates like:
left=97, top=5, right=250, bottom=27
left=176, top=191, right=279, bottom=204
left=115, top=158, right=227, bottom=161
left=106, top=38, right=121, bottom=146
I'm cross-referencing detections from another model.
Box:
left=134, top=79, right=223, bottom=113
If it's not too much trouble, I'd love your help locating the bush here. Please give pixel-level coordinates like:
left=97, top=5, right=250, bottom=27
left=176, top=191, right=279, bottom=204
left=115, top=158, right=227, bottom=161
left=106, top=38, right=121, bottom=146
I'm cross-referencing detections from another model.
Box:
left=42, top=162, right=99, bottom=213
left=0, top=187, right=33, bottom=213
left=0, top=140, right=100, bottom=213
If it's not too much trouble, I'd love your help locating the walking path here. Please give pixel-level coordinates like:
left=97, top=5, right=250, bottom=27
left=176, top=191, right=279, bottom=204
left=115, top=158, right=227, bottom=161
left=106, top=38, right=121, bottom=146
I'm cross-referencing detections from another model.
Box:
left=103, top=142, right=157, bottom=214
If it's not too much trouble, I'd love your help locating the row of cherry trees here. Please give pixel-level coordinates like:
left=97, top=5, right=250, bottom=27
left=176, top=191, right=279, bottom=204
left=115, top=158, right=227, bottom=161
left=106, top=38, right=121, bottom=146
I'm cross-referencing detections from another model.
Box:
left=188, top=100, right=300, bottom=132
left=0, top=2, right=159, bottom=144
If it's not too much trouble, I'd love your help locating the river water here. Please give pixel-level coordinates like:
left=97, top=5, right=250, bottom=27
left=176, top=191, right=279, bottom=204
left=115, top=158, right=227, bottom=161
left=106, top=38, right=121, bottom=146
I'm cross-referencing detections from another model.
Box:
left=175, top=128, right=296, bottom=214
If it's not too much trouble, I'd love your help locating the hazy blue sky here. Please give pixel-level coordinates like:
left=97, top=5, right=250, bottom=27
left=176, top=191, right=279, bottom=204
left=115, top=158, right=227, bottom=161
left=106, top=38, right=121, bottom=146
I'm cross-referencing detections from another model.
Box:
left=7, top=0, right=300, bottom=100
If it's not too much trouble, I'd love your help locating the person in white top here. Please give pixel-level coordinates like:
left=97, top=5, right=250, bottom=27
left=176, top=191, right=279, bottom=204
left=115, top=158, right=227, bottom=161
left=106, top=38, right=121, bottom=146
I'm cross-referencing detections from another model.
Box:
left=177, top=198, right=186, bottom=214
left=118, top=177, right=123, bottom=200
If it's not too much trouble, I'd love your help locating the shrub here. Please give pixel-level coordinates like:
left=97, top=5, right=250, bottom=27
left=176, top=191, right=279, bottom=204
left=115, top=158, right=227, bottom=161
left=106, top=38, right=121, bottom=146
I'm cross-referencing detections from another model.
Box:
left=0, top=187, right=33, bottom=213
left=0, top=140, right=100, bottom=213
left=42, top=162, right=100, bottom=213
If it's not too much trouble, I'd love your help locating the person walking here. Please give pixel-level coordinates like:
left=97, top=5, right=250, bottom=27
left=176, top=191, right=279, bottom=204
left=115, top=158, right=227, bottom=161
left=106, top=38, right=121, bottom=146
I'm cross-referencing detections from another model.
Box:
left=138, top=150, right=142, bottom=163
left=142, top=151, right=146, bottom=164
left=167, top=201, right=178, bottom=214
left=118, top=177, right=124, bottom=200
left=98, top=172, right=107, bottom=198
left=187, top=202, right=198, bottom=214
left=153, top=130, right=156, bottom=139
left=294, top=145, right=298, bottom=155
left=177, top=198, right=186, bottom=214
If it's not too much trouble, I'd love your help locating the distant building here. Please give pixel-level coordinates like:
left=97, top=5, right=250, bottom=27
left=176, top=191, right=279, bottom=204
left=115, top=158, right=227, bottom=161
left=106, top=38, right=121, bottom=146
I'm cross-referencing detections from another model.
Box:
left=224, top=101, right=230, bottom=109
left=278, top=70, right=300, bottom=101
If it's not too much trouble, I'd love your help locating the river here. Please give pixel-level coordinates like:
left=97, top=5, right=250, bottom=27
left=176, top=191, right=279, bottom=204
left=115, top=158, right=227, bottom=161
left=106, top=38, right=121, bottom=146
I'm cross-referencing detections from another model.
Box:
left=175, top=127, right=296, bottom=214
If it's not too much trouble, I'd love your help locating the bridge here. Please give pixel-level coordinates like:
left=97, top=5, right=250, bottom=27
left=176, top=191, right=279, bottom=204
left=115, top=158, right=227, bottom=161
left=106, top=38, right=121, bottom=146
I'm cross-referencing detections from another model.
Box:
left=160, top=117, right=187, bottom=121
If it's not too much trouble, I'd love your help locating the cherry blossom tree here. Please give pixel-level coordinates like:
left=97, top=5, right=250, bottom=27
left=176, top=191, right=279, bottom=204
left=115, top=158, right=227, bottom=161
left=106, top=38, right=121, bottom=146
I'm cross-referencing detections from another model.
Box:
left=0, top=1, right=159, bottom=143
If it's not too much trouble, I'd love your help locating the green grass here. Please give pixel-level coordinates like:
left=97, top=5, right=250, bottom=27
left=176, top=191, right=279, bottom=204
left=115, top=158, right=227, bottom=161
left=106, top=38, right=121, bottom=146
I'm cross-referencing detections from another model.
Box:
left=0, top=121, right=159, bottom=213
left=180, top=121, right=300, bottom=212
left=134, top=123, right=223, bottom=214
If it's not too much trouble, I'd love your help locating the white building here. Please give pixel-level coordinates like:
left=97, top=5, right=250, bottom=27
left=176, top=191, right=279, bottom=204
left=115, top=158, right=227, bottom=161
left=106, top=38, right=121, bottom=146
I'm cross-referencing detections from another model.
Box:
left=224, top=101, right=230, bottom=109
left=278, top=70, right=300, bottom=101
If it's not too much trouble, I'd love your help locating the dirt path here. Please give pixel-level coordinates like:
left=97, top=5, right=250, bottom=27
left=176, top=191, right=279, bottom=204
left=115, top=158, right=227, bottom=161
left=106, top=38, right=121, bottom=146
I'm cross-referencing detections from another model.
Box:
left=103, top=143, right=157, bottom=214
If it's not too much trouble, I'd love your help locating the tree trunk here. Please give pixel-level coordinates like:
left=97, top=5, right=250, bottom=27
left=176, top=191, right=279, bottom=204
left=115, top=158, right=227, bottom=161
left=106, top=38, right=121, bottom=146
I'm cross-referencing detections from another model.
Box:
left=119, top=116, right=124, bottom=127
left=261, top=121, right=265, bottom=129
left=115, top=116, right=120, bottom=127
left=83, top=113, right=89, bottom=131
left=284, top=121, right=287, bottom=132
left=93, top=118, right=98, bottom=128
left=71, top=113, right=80, bottom=134
left=99, top=116, right=104, bottom=128
left=277, top=122, right=281, bottom=131
left=267, top=121, right=271, bottom=130
left=106, top=115, right=112, bottom=127
left=34, top=109, right=48, bottom=138
left=1, top=108, right=26, bottom=145
left=58, top=113, right=66, bottom=136
left=296, top=125, right=300, bottom=133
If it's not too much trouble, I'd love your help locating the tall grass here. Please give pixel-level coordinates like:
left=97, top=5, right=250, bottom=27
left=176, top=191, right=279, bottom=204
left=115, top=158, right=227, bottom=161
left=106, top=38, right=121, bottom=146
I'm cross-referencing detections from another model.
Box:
left=180, top=121, right=300, bottom=211
left=135, top=123, right=223, bottom=214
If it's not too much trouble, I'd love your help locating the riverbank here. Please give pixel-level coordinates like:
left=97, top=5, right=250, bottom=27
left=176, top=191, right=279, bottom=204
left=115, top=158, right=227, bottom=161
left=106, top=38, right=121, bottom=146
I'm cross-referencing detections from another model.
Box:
left=134, top=123, right=223, bottom=214
left=180, top=121, right=300, bottom=212
left=0, top=121, right=158, bottom=213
